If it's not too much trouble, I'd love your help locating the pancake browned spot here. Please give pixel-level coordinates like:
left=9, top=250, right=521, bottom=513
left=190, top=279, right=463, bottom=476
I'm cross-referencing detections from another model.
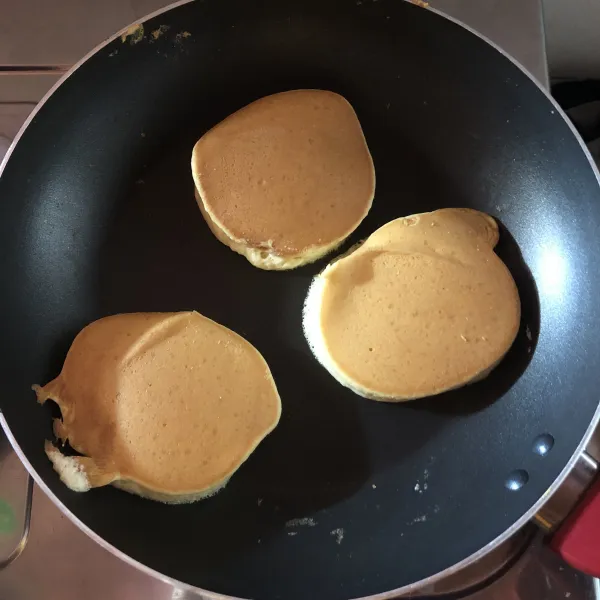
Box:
left=35, top=311, right=281, bottom=503
left=191, top=90, right=375, bottom=270
left=303, top=209, right=521, bottom=401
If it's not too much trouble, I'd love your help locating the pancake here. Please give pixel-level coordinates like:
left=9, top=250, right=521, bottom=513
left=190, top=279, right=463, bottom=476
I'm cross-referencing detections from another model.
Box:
left=303, top=209, right=521, bottom=401
left=191, top=90, right=375, bottom=270
left=34, top=311, right=281, bottom=503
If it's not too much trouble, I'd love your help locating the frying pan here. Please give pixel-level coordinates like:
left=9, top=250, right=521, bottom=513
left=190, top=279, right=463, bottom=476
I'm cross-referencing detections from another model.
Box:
left=2, top=0, right=600, bottom=598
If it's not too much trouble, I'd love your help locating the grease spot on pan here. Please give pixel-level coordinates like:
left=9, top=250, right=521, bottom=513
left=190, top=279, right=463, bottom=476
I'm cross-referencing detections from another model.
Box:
left=408, top=514, right=427, bottom=525
left=174, top=31, right=192, bottom=44
left=120, top=24, right=144, bottom=45
left=286, top=517, right=316, bottom=528
left=150, top=25, right=170, bottom=41
left=330, top=528, right=344, bottom=544
left=413, top=468, right=430, bottom=494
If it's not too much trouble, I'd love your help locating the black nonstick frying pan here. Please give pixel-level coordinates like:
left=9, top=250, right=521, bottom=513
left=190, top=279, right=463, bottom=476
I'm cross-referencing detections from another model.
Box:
left=2, top=0, right=600, bottom=598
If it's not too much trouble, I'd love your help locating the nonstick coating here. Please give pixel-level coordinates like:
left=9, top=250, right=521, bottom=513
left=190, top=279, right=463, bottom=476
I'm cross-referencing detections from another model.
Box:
left=2, top=1, right=600, bottom=599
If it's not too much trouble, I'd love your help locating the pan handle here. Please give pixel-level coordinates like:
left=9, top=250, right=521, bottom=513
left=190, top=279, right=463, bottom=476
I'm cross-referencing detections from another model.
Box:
left=535, top=450, right=600, bottom=576
left=549, top=478, right=600, bottom=576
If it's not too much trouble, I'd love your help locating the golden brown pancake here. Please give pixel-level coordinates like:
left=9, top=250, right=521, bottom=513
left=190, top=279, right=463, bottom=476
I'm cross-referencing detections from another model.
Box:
left=34, top=311, right=281, bottom=503
left=303, top=209, right=521, bottom=401
left=191, top=90, right=375, bottom=270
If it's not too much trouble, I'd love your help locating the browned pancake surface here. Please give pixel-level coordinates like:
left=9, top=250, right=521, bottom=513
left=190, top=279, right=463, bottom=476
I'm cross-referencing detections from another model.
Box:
left=35, top=311, right=281, bottom=497
left=192, top=90, right=375, bottom=257
left=316, top=209, right=521, bottom=400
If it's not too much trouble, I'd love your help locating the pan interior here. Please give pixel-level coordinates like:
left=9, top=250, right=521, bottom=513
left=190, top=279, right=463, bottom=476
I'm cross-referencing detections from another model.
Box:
left=1, top=1, right=600, bottom=599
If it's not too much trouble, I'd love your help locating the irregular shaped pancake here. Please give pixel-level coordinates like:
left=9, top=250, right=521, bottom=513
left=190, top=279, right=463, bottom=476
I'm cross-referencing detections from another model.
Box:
left=34, top=311, right=281, bottom=503
left=191, top=90, right=375, bottom=270
left=303, top=209, right=521, bottom=401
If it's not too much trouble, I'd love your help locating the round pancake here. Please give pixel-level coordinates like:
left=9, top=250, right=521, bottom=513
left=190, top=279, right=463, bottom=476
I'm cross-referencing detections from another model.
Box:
left=35, top=311, right=281, bottom=503
left=191, top=90, right=375, bottom=270
left=303, top=209, right=521, bottom=401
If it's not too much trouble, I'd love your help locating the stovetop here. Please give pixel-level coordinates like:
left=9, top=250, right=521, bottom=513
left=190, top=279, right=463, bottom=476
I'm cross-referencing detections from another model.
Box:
left=0, top=1, right=578, bottom=598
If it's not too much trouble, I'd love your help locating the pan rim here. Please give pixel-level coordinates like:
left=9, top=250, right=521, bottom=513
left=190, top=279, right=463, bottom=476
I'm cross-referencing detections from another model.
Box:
left=1, top=0, right=600, bottom=598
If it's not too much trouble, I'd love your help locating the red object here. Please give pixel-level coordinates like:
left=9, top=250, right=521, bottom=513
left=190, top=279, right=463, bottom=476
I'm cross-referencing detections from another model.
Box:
left=550, top=477, right=600, bottom=576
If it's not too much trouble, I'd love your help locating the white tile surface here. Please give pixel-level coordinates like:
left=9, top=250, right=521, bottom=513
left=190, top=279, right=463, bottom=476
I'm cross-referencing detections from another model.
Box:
left=0, top=74, right=61, bottom=102
left=0, top=0, right=171, bottom=65
left=0, top=0, right=546, bottom=85
left=0, top=103, right=36, bottom=141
